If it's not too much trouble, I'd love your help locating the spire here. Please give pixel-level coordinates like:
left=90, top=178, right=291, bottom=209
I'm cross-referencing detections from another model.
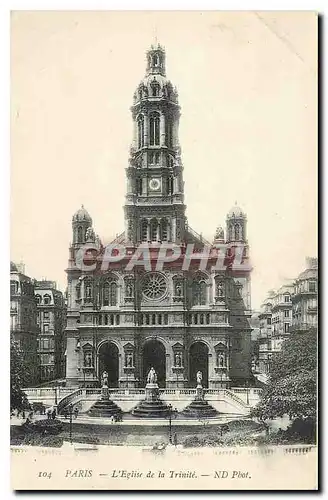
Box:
left=146, top=42, right=166, bottom=77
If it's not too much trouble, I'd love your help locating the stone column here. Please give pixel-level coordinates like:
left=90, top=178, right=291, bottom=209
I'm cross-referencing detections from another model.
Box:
left=171, top=218, right=176, bottom=243
left=147, top=220, right=150, bottom=241
left=160, top=113, right=166, bottom=146
left=208, top=350, right=215, bottom=389
left=166, top=352, right=172, bottom=387
left=156, top=219, right=160, bottom=241
left=132, top=119, right=137, bottom=149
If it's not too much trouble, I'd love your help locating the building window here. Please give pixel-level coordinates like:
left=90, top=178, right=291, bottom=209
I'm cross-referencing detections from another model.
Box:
left=153, top=54, right=159, bottom=66
left=10, top=281, right=18, bottom=295
left=103, top=282, right=110, bottom=306
left=110, top=282, right=117, bottom=306
left=35, top=294, right=41, bottom=305
left=284, top=323, right=290, bottom=333
left=149, top=112, right=160, bottom=146
left=192, top=280, right=207, bottom=306
left=44, top=311, right=50, bottom=321
left=137, top=115, right=144, bottom=149
left=150, top=219, right=158, bottom=242
left=267, top=317, right=271, bottom=325
left=284, top=310, right=290, bottom=318
left=308, top=281, right=316, bottom=293
left=77, top=226, right=83, bottom=243
left=137, top=178, right=142, bottom=195
left=44, top=324, right=49, bottom=333
left=164, top=314, right=168, bottom=325
left=234, top=223, right=241, bottom=241
left=141, top=220, right=148, bottom=241
left=284, top=295, right=290, bottom=302
left=116, top=314, right=120, bottom=325
left=160, top=219, right=168, bottom=241
left=151, top=83, right=160, bottom=97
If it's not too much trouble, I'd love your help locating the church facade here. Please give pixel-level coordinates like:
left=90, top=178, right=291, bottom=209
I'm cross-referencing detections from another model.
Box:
left=65, top=44, right=252, bottom=389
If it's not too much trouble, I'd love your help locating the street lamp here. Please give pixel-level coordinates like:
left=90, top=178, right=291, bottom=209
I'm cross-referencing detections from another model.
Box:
left=167, top=404, right=178, bottom=444
left=67, top=404, right=73, bottom=444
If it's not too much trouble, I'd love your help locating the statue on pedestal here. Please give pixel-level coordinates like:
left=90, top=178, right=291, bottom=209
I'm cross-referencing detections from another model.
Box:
left=102, top=370, right=109, bottom=387
left=147, top=367, right=157, bottom=384
left=175, top=352, right=182, bottom=367
left=196, top=370, right=203, bottom=387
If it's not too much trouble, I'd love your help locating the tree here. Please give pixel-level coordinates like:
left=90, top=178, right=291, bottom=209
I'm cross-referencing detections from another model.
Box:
left=252, top=329, right=317, bottom=422
left=10, top=334, right=29, bottom=411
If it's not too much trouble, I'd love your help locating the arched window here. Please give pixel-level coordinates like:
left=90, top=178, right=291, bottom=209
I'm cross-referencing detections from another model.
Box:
left=116, top=314, right=120, bottom=325
left=77, top=226, right=83, bottom=243
left=160, top=219, right=168, bottom=241
left=137, top=178, right=142, bottom=195
left=149, top=112, right=160, bottom=146
left=35, top=294, right=42, bottom=305
left=44, top=294, right=51, bottom=305
left=141, top=219, right=148, bottom=241
left=192, top=279, right=207, bottom=306
left=155, top=152, right=160, bottom=164
left=110, top=282, right=117, bottom=306
left=235, top=223, right=240, bottom=241
left=104, top=314, right=108, bottom=325
left=10, top=281, right=18, bottom=295
left=137, top=115, right=144, bottom=149
left=103, top=282, right=110, bottom=306
left=153, top=54, right=159, bottom=66
left=151, top=83, right=160, bottom=97
left=150, top=219, right=158, bottom=241
left=152, top=314, right=156, bottom=325
left=167, top=176, right=174, bottom=195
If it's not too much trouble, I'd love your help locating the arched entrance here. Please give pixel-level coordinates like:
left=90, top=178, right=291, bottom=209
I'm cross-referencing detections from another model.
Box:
left=142, top=339, right=166, bottom=388
left=189, top=342, right=209, bottom=387
left=98, top=342, right=119, bottom=387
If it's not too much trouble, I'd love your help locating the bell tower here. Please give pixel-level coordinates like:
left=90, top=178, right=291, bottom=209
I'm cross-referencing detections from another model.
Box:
left=124, top=44, right=186, bottom=245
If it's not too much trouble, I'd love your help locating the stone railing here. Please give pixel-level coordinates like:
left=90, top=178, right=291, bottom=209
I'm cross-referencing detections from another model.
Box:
left=24, top=386, right=262, bottom=411
left=57, top=389, right=85, bottom=414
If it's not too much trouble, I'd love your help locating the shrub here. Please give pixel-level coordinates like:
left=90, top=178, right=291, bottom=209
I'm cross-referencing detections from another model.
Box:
left=23, top=419, right=63, bottom=435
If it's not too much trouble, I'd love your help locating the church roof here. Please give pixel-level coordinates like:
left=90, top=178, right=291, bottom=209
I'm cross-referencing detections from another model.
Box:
left=10, top=261, right=18, bottom=272
left=72, top=205, right=92, bottom=223
left=227, top=204, right=246, bottom=219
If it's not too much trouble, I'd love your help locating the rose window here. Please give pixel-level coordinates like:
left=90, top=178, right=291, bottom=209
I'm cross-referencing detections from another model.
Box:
left=142, top=273, right=167, bottom=300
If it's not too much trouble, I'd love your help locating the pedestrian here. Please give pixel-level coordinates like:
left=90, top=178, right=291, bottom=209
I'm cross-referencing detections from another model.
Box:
left=110, top=415, right=115, bottom=424
left=74, top=407, right=78, bottom=419
left=64, top=408, right=68, bottom=419
left=173, top=433, right=178, bottom=447
left=47, top=409, right=51, bottom=420
left=22, top=410, right=25, bottom=419
left=52, top=408, right=56, bottom=420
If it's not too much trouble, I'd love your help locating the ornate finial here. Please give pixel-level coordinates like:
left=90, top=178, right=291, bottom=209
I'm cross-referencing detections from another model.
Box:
left=153, top=26, right=158, bottom=46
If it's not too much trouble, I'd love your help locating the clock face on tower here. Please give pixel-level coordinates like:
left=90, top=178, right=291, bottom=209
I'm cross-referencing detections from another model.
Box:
left=148, top=178, right=161, bottom=192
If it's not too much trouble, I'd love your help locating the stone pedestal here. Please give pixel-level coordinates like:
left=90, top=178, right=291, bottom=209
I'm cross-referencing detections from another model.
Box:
left=87, top=385, right=122, bottom=418
left=132, top=382, right=171, bottom=418
left=182, top=385, right=219, bottom=419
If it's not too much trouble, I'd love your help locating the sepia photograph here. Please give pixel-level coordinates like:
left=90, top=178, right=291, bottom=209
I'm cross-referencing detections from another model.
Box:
left=9, top=10, right=318, bottom=491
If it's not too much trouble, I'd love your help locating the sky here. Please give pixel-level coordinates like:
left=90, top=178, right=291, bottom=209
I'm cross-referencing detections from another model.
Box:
left=10, top=11, right=317, bottom=310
